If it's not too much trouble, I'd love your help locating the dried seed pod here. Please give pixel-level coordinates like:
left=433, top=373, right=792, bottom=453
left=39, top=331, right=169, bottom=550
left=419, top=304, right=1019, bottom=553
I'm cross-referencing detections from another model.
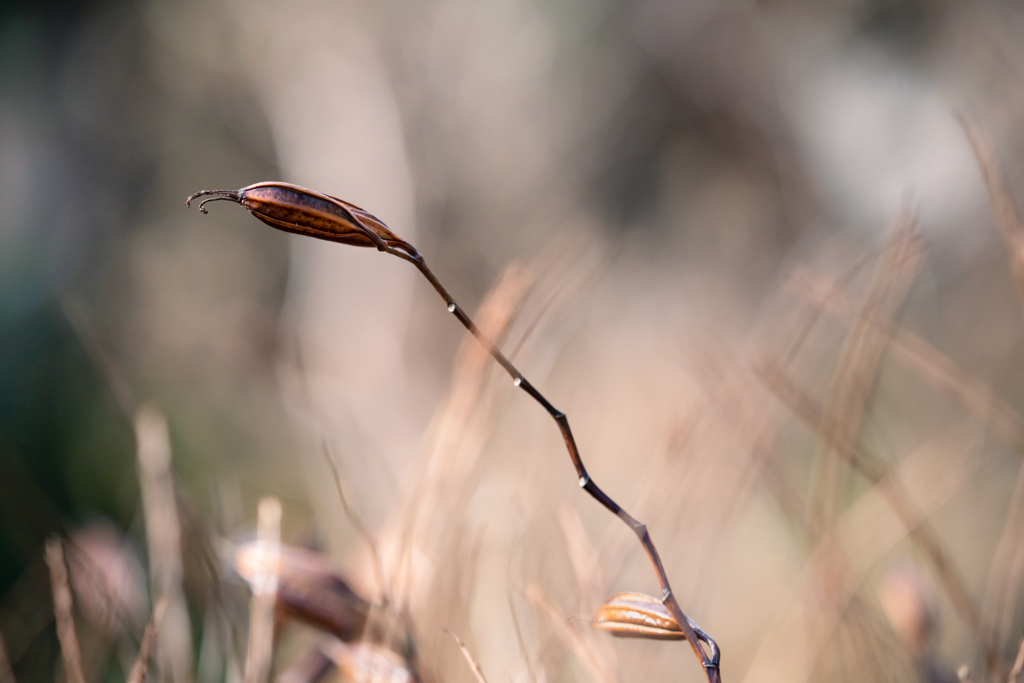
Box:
left=592, top=592, right=686, bottom=640
left=234, top=542, right=370, bottom=642
left=186, top=182, right=417, bottom=254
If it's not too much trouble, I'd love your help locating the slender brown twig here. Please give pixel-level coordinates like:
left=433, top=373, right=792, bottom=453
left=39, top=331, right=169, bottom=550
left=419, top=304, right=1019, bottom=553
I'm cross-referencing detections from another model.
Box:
left=401, top=241, right=720, bottom=678
left=187, top=183, right=720, bottom=682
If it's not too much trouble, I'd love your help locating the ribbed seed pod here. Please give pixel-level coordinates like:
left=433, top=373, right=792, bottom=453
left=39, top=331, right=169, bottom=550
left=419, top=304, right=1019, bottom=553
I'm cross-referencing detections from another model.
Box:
left=592, top=592, right=686, bottom=640
left=234, top=542, right=370, bottom=642
left=186, top=182, right=416, bottom=254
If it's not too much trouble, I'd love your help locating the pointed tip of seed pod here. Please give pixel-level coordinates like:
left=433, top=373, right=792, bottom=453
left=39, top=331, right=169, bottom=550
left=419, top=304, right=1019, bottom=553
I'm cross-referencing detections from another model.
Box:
left=185, top=189, right=242, bottom=214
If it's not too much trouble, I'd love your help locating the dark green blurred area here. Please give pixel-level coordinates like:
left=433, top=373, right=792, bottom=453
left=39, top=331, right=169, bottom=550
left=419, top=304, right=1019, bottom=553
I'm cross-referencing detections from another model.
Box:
left=0, top=0, right=138, bottom=590
left=0, top=0, right=283, bottom=665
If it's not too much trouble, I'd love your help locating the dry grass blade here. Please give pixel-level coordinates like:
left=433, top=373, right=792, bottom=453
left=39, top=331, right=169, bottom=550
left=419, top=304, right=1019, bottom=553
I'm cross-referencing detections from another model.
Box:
left=524, top=584, right=617, bottom=683
left=507, top=592, right=540, bottom=683
left=787, top=265, right=1024, bottom=451
left=44, top=537, right=86, bottom=683
left=388, top=263, right=533, bottom=609
left=243, top=498, right=282, bottom=683
left=808, top=218, right=921, bottom=537
left=793, top=261, right=1024, bottom=667
left=558, top=505, right=605, bottom=614
left=960, top=116, right=1024, bottom=668
left=1009, top=637, right=1024, bottom=683
left=126, top=598, right=168, bottom=683
left=959, top=115, right=1024, bottom=303
left=790, top=262, right=1024, bottom=667
left=755, top=358, right=993, bottom=667
left=135, top=405, right=193, bottom=683
left=444, top=628, right=489, bottom=683
left=742, top=430, right=977, bottom=683
left=323, top=442, right=386, bottom=602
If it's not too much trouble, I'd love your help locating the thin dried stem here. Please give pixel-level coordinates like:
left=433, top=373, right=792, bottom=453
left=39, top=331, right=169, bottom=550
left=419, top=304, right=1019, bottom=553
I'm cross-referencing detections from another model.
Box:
left=959, top=115, right=1024, bottom=304
left=524, top=584, right=617, bottom=683
left=1009, top=636, right=1024, bottom=683
left=397, top=252, right=720, bottom=678
left=190, top=184, right=720, bottom=681
left=788, top=266, right=1024, bottom=451
left=741, top=428, right=978, bottom=683
left=508, top=592, right=540, bottom=683
left=44, top=537, right=86, bottom=683
left=135, top=405, right=193, bottom=683
left=755, top=358, right=995, bottom=669
left=243, top=498, right=282, bottom=683
left=960, top=116, right=1024, bottom=667
left=322, top=442, right=386, bottom=602
left=444, top=629, right=489, bottom=683
left=559, top=505, right=606, bottom=614
left=807, top=218, right=921, bottom=539
left=126, top=598, right=168, bottom=683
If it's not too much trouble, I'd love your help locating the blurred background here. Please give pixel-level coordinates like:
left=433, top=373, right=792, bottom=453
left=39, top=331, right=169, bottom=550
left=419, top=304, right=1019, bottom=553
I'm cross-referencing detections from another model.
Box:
left=3, top=1, right=1024, bottom=683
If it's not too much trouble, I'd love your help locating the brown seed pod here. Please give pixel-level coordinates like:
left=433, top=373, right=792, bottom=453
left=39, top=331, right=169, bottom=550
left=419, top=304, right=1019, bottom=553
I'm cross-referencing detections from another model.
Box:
left=234, top=542, right=370, bottom=642
left=592, top=592, right=686, bottom=640
left=186, top=182, right=417, bottom=255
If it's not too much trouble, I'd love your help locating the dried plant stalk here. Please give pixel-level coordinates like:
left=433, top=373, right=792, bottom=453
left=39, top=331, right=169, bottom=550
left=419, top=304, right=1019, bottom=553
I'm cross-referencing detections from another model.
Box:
left=960, top=116, right=1024, bottom=663
left=525, top=584, right=617, bottom=683
left=788, top=265, right=1024, bottom=451
left=135, top=405, right=193, bottom=683
left=959, top=116, right=1024, bottom=302
left=1010, top=637, right=1024, bottom=683
left=187, top=183, right=720, bottom=682
left=322, top=443, right=386, bottom=603
left=243, top=497, right=282, bottom=683
left=808, top=218, right=921, bottom=538
left=444, top=629, right=489, bottom=683
left=755, top=359, right=993, bottom=668
left=390, top=263, right=533, bottom=612
left=45, top=537, right=86, bottom=683
left=742, top=429, right=977, bottom=683
left=559, top=505, right=606, bottom=615
left=126, top=598, right=168, bottom=683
